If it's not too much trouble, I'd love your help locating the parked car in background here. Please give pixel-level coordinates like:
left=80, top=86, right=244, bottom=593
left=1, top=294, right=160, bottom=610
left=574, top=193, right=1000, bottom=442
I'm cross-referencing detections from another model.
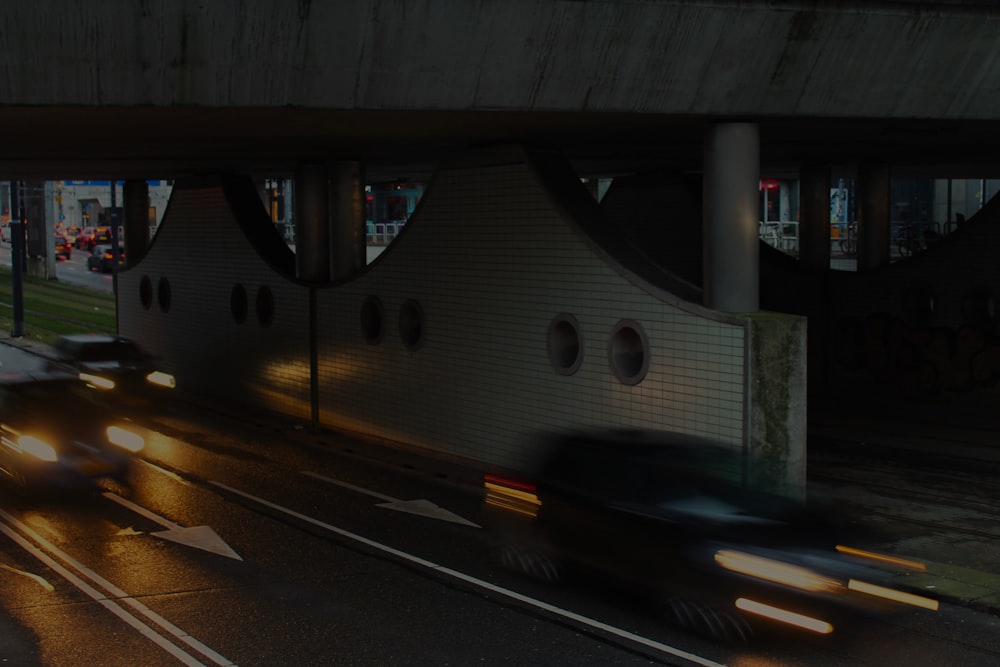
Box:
left=48, top=334, right=176, bottom=407
left=75, top=227, right=96, bottom=250
left=483, top=429, right=938, bottom=643
left=0, top=371, right=144, bottom=491
left=53, top=233, right=73, bottom=260
left=87, top=245, right=125, bottom=272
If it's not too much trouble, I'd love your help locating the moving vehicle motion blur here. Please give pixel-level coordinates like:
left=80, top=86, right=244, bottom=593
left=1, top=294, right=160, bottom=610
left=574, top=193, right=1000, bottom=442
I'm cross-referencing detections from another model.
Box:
left=87, top=245, right=125, bottom=272
left=48, top=334, right=176, bottom=405
left=0, top=371, right=144, bottom=491
left=483, top=429, right=938, bottom=643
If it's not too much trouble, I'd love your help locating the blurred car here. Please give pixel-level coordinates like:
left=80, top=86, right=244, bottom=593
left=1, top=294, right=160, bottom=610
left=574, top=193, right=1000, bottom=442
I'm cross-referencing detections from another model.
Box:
left=483, top=429, right=938, bottom=643
left=64, top=226, right=81, bottom=243
left=75, top=227, right=97, bottom=250
left=48, top=334, right=176, bottom=404
left=94, top=225, right=112, bottom=244
left=87, top=245, right=125, bottom=272
left=53, top=233, right=73, bottom=260
left=0, top=371, right=144, bottom=491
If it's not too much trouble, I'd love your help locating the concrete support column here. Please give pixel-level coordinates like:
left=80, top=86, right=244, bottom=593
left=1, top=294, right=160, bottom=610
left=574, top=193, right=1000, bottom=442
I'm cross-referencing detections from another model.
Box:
left=703, top=123, right=760, bottom=312
left=294, top=162, right=331, bottom=282
left=329, top=161, right=366, bottom=280
left=799, top=164, right=831, bottom=271
left=857, top=162, right=891, bottom=271
left=123, top=180, right=150, bottom=263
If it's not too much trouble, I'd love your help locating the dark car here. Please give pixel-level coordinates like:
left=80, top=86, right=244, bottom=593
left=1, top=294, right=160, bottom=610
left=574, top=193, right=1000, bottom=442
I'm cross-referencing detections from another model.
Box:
left=94, top=225, right=112, bottom=244
left=0, top=371, right=144, bottom=491
left=53, top=233, right=73, bottom=260
left=48, top=334, right=176, bottom=404
left=87, top=245, right=125, bottom=272
left=483, top=429, right=938, bottom=643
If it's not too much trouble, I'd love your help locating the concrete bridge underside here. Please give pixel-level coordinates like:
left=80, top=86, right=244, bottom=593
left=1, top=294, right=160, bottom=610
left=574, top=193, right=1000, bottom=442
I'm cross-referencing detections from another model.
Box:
left=3, top=0, right=1000, bottom=481
left=1, top=1, right=999, bottom=180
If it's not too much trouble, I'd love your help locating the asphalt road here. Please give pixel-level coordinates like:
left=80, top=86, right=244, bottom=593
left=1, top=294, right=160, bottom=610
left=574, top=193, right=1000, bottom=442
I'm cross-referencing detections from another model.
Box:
left=0, top=242, right=115, bottom=294
left=0, top=348, right=998, bottom=665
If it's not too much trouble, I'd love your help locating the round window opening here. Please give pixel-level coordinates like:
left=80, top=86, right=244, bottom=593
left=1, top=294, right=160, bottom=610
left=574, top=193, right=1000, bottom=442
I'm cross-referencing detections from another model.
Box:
left=139, top=276, right=152, bottom=311
left=399, top=300, right=424, bottom=351
left=157, top=277, right=172, bottom=313
left=231, top=284, right=248, bottom=324
left=608, top=320, right=650, bottom=385
left=256, top=286, right=274, bottom=327
left=361, top=296, right=384, bottom=344
left=548, top=314, right=583, bottom=375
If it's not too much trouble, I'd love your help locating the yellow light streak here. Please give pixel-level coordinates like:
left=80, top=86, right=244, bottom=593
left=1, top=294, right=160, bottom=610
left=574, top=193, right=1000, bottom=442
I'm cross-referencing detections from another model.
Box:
left=145, top=371, right=176, bottom=388
left=848, top=579, right=939, bottom=611
left=715, top=550, right=840, bottom=592
left=836, top=545, right=927, bottom=571
left=107, top=426, right=145, bottom=453
left=735, top=598, right=834, bottom=634
left=79, top=372, right=115, bottom=390
left=484, top=481, right=541, bottom=518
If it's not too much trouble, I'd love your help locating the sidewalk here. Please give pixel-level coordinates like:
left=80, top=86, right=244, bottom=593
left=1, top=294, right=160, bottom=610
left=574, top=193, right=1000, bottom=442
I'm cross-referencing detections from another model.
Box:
left=808, top=407, right=1000, bottom=617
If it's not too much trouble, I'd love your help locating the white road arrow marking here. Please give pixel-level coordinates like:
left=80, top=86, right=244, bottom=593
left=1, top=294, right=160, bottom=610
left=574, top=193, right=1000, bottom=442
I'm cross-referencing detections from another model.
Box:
left=302, top=471, right=480, bottom=527
left=103, top=493, right=243, bottom=560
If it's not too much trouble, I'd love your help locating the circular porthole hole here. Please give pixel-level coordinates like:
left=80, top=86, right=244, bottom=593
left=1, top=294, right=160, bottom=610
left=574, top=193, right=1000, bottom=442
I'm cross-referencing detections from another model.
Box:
left=256, top=286, right=274, bottom=327
left=139, top=276, right=152, bottom=310
left=608, top=319, right=649, bottom=385
left=548, top=314, right=583, bottom=375
left=231, top=284, right=248, bottom=324
left=157, top=277, right=172, bottom=313
left=361, top=296, right=384, bottom=344
left=399, top=299, right=424, bottom=351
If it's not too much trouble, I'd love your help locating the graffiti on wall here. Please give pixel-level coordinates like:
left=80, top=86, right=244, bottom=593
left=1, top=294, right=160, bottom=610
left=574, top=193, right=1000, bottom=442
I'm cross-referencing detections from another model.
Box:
left=834, top=287, right=1000, bottom=398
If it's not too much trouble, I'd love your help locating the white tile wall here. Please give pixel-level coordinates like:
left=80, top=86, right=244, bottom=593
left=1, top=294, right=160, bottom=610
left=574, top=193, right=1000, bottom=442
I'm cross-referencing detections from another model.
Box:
left=119, top=153, right=754, bottom=473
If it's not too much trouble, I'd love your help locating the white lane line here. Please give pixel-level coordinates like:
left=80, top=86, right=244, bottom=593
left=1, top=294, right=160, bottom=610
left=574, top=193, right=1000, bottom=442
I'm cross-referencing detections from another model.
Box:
left=0, top=561, right=55, bottom=592
left=0, top=509, right=238, bottom=667
left=301, top=471, right=397, bottom=502
left=210, top=481, right=728, bottom=667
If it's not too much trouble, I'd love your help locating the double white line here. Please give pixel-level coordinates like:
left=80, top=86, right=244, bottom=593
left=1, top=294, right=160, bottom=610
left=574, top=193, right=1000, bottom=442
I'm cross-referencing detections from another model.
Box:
left=0, top=507, right=237, bottom=667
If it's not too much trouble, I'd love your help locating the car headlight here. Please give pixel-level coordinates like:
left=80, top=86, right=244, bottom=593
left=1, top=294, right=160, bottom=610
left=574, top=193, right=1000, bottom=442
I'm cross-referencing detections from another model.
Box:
left=107, top=426, right=144, bottom=452
left=80, top=372, right=116, bottom=390
left=19, top=435, right=58, bottom=462
left=715, top=549, right=841, bottom=593
left=145, top=371, right=176, bottom=389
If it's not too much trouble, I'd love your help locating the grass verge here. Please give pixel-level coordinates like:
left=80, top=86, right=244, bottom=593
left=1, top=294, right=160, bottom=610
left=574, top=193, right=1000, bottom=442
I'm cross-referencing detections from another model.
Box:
left=0, top=267, right=116, bottom=345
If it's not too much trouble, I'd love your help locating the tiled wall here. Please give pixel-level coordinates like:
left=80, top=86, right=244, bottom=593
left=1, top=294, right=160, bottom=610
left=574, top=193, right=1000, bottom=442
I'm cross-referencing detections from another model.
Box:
left=119, top=148, right=758, bottom=473
left=118, top=184, right=313, bottom=421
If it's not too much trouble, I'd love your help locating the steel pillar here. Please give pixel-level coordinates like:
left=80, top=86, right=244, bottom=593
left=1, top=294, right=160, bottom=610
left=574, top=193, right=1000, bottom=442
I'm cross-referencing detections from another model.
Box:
left=124, top=180, right=150, bottom=263
left=857, top=162, right=891, bottom=271
left=799, top=164, right=832, bottom=271
left=329, top=161, right=366, bottom=280
left=294, top=163, right=331, bottom=282
left=703, top=123, right=760, bottom=312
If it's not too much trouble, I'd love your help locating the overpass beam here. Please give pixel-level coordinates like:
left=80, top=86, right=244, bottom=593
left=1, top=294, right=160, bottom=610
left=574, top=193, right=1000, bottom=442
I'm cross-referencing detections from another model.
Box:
left=857, top=162, right=891, bottom=271
left=799, top=164, right=832, bottom=271
left=329, top=160, right=366, bottom=280
left=123, top=180, right=149, bottom=262
left=703, top=122, right=759, bottom=312
left=294, top=162, right=331, bottom=282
